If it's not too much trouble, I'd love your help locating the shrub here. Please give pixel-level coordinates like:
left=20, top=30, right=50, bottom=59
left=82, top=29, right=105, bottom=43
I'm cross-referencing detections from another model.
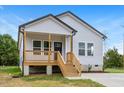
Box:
left=0, top=34, right=19, bottom=66
left=104, top=47, right=123, bottom=68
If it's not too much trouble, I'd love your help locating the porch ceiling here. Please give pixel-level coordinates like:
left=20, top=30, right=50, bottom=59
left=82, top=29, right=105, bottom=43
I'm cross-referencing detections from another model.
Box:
left=26, top=31, right=71, bottom=36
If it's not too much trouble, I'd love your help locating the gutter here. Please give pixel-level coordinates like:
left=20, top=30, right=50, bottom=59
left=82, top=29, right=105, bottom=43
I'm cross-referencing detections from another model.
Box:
left=72, top=30, right=77, bottom=36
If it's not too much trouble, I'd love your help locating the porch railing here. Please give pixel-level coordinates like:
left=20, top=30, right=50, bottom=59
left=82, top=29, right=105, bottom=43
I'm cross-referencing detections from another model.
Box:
left=25, top=50, right=58, bottom=62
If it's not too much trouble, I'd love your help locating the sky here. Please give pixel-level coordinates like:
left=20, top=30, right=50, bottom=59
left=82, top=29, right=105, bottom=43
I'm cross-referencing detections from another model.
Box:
left=0, top=5, right=124, bottom=54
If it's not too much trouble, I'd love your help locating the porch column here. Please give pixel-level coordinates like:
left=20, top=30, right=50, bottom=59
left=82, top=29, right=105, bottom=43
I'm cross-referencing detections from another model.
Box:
left=47, top=66, right=52, bottom=75
left=48, top=34, right=51, bottom=63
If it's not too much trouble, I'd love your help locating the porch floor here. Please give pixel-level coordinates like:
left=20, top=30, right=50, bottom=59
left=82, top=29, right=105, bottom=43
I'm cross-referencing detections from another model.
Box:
left=24, top=61, right=58, bottom=66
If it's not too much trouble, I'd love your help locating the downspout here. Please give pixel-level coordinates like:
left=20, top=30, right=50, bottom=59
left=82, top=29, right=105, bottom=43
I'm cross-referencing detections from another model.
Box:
left=19, top=27, right=25, bottom=76
left=71, top=31, right=77, bottom=52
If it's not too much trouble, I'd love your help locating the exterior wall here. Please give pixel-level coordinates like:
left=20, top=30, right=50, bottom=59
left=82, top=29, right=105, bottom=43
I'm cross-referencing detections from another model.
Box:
left=25, top=32, right=66, bottom=61
left=19, top=32, right=23, bottom=70
left=24, top=17, right=71, bottom=35
left=58, top=15, right=104, bottom=71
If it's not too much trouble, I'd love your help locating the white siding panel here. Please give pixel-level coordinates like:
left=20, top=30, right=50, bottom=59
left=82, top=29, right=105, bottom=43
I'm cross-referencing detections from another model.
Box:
left=58, top=15, right=103, bottom=66
left=25, top=18, right=71, bottom=35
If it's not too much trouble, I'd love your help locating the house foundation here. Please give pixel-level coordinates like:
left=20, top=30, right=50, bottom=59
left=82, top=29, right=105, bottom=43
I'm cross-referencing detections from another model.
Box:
left=24, top=66, right=29, bottom=75
left=47, top=66, right=52, bottom=75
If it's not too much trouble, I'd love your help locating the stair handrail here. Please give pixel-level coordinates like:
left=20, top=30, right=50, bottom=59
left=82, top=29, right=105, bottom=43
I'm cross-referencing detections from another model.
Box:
left=67, top=52, right=81, bottom=75
left=57, top=51, right=66, bottom=77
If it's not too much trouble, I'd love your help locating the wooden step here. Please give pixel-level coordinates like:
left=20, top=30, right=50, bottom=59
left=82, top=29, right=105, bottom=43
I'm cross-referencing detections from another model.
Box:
left=65, top=67, right=78, bottom=73
left=57, top=51, right=81, bottom=77
left=63, top=63, right=80, bottom=77
left=65, top=64, right=76, bottom=71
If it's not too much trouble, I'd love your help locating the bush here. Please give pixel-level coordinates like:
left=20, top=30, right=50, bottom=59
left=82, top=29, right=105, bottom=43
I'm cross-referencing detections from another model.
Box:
left=104, top=47, right=123, bottom=68
left=0, top=34, right=19, bottom=66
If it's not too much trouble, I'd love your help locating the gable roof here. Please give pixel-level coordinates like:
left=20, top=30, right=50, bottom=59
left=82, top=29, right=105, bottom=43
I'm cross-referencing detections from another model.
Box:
left=56, top=11, right=107, bottom=39
left=19, top=14, right=77, bottom=33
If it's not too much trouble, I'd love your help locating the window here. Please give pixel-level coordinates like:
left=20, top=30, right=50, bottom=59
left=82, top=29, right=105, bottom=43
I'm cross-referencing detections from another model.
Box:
left=33, top=41, right=41, bottom=55
left=44, top=41, right=51, bottom=55
left=79, top=42, right=85, bottom=56
left=87, top=43, right=94, bottom=56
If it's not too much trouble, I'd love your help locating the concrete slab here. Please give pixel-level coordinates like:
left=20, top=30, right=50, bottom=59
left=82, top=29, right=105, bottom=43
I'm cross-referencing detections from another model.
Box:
left=81, top=73, right=124, bottom=87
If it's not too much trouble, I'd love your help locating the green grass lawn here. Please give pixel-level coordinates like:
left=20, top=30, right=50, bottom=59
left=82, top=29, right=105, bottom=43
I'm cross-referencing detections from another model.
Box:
left=104, top=68, right=124, bottom=73
left=0, top=66, right=21, bottom=76
left=0, top=66, right=104, bottom=87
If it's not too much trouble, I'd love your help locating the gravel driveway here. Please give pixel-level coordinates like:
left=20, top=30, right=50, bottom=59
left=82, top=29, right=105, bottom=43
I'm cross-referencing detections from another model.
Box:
left=81, top=73, right=124, bottom=87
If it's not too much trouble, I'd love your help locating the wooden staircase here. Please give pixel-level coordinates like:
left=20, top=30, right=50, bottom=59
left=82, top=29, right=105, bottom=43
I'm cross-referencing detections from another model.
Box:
left=57, top=51, right=81, bottom=77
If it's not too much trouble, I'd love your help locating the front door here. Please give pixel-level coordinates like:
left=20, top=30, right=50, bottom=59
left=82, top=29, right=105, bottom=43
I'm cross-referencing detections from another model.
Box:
left=54, top=42, right=62, bottom=54
left=54, top=42, right=62, bottom=60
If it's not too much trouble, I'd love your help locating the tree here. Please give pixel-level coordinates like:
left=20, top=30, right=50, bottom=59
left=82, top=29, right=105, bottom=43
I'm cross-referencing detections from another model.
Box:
left=0, top=34, right=19, bottom=66
left=104, top=47, right=123, bottom=68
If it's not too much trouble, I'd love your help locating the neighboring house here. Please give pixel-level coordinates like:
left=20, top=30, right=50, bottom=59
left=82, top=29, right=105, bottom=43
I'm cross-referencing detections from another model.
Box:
left=18, top=11, right=106, bottom=77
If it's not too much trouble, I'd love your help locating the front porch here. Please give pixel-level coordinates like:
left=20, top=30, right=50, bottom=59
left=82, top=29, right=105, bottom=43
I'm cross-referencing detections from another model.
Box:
left=23, top=31, right=81, bottom=77
left=24, top=31, right=72, bottom=62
